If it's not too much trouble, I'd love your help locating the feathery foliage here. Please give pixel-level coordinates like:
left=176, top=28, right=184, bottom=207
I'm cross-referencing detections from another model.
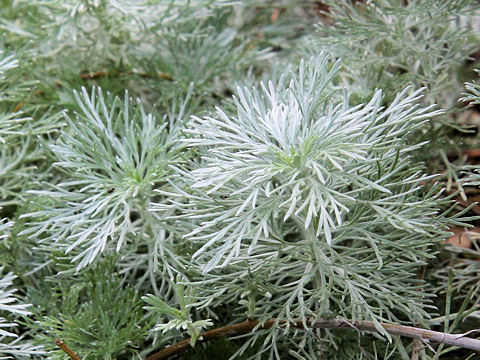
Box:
left=0, top=267, right=44, bottom=359
left=152, top=55, right=467, bottom=358
left=1, top=1, right=480, bottom=359
left=20, top=86, right=188, bottom=271
left=301, top=0, right=479, bottom=106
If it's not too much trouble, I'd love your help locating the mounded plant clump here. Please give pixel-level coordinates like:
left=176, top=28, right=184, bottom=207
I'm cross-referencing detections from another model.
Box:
left=1, top=1, right=480, bottom=359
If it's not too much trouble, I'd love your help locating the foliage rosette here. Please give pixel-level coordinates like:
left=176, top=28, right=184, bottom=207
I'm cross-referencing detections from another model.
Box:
left=154, top=55, right=465, bottom=356
left=20, top=87, right=189, bottom=279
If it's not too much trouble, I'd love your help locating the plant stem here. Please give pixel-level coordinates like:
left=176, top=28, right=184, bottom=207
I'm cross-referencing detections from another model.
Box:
left=144, top=318, right=480, bottom=360
left=55, top=338, right=82, bottom=360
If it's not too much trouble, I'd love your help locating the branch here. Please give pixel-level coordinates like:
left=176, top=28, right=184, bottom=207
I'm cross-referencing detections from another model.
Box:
left=144, top=318, right=480, bottom=360
left=80, top=69, right=173, bottom=81
left=55, top=338, right=82, bottom=360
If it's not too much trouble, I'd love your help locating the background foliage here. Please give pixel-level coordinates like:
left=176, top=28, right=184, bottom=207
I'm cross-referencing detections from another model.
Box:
left=1, top=1, right=480, bottom=359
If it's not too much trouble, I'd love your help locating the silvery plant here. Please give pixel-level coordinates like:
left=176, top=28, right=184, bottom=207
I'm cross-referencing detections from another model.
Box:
left=1, top=51, right=475, bottom=359
left=149, top=55, right=469, bottom=358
